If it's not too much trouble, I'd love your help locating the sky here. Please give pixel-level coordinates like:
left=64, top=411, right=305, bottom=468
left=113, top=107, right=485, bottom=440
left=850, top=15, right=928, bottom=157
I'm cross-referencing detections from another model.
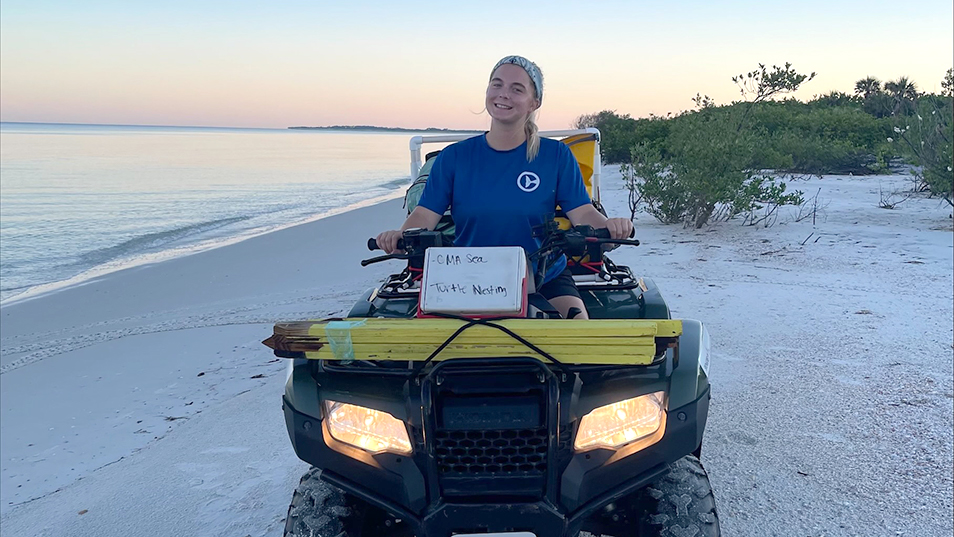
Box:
left=1, top=0, right=952, bottom=130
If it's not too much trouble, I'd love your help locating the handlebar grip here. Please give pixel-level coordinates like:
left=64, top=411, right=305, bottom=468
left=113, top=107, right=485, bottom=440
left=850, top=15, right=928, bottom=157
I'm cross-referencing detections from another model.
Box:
left=367, top=237, right=405, bottom=251
left=589, top=226, right=635, bottom=239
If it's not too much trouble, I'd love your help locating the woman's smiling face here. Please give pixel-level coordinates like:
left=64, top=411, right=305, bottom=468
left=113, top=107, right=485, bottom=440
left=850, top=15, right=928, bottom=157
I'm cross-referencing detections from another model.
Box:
left=486, top=63, right=540, bottom=125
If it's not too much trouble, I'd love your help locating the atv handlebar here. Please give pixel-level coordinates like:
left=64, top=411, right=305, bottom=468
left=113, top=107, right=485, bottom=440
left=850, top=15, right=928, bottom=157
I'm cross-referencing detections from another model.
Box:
left=361, top=224, right=637, bottom=267
left=363, top=237, right=411, bottom=266
left=587, top=227, right=637, bottom=241
left=531, top=225, right=639, bottom=260
left=367, top=237, right=405, bottom=252
left=366, top=227, right=630, bottom=253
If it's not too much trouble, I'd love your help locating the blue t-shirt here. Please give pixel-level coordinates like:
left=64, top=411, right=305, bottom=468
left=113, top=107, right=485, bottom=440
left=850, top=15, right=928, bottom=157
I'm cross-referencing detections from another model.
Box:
left=417, top=134, right=591, bottom=283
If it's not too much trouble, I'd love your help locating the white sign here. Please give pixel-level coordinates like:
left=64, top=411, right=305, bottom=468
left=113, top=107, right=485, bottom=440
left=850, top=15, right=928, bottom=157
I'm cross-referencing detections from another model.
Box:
left=420, top=247, right=527, bottom=315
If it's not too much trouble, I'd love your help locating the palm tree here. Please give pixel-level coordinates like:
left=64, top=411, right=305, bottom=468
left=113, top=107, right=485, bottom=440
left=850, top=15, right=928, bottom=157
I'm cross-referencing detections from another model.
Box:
left=854, top=76, right=882, bottom=99
left=884, top=77, right=918, bottom=100
left=884, top=76, right=919, bottom=115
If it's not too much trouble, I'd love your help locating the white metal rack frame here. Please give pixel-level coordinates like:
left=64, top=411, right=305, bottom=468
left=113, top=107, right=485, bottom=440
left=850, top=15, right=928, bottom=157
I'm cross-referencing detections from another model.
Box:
left=408, top=128, right=602, bottom=204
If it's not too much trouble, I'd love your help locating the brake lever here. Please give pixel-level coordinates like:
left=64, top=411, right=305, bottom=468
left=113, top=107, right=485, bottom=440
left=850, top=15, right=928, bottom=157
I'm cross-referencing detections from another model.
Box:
left=360, top=253, right=410, bottom=267
left=585, top=237, right=641, bottom=247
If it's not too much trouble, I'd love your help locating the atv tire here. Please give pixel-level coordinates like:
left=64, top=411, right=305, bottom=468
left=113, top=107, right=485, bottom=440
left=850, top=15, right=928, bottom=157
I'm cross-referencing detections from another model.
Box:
left=583, top=455, right=720, bottom=537
left=284, top=467, right=412, bottom=537
left=284, top=468, right=352, bottom=537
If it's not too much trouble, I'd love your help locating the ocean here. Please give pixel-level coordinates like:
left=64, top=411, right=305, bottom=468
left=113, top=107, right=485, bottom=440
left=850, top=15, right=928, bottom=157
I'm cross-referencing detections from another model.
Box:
left=0, top=122, right=448, bottom=303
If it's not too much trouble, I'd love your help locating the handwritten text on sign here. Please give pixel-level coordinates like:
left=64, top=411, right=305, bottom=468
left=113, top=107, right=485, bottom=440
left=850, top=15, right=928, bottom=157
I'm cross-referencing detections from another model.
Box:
left=420, top=247, right=527, bottom=314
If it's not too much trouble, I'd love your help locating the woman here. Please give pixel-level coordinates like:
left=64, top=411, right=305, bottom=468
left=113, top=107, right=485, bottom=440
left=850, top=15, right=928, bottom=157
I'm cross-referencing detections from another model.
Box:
left=376, top=55, right=633, bottom=319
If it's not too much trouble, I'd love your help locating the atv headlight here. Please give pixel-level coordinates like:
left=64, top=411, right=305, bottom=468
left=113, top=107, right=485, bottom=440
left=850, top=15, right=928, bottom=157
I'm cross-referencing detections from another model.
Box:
left=323, top=400, right=412, bottom=455
left=574, top=392, right=666, bottom=452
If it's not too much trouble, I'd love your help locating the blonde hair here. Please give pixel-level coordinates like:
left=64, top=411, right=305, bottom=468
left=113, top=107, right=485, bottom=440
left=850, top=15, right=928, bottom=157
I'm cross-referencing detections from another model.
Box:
left=525, top=111, right=540, bottom=162
left=489, top=55, right=544, bottom=162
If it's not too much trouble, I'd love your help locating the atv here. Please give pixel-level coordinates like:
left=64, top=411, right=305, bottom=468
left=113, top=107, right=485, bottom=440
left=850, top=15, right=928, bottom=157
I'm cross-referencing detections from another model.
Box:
left=264, top=129, right=718, bottom=537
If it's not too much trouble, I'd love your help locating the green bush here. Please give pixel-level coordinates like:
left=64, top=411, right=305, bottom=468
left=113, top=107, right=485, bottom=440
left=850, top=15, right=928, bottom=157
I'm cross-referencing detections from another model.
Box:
left=747, top=103, right=896, bottom=173
left=574, top=110, right=639, bottom=163
left=628, top=106, right=803, bottom=228
left=890, top=96, right=953, bottom=204
left=809, top=91, right=863, bottom=109
left=862, top=93, right=895, bottom=118
left=589, top=98, right=896, bottom=175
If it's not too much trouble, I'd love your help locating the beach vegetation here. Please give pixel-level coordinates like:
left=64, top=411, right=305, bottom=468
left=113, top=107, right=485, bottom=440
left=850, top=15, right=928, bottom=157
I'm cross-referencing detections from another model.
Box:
left=942, top=68, right=954, bottom=98
left=581, top=65, right=954, bottom=224
left=888, top=97, right=953, bottom=205
left=624, top=106, right=804, bottom=228
left=574, top=110, right=639, bottom=163
left=619, top=63, right=814, bottom=228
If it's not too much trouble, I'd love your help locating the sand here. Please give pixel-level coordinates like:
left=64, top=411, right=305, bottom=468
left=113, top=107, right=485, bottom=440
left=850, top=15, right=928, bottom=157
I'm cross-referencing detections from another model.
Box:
left=1, top=167, right=951, bottom=536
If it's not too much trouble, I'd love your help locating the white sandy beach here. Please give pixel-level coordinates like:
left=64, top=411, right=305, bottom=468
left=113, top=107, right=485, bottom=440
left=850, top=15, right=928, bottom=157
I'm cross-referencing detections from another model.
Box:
left=1, top=167, right=952, bottom=536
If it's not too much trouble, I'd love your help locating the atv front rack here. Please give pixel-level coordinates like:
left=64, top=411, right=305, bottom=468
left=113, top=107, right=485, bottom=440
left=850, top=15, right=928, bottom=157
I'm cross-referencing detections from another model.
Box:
left=372, top=259, right=640, bottom=302
left=263, top=317, right=682, bottom=367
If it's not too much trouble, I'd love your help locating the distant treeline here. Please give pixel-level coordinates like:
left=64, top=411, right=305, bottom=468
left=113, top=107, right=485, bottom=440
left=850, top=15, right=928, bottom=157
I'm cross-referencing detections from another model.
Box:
left=577, top=65, right=953, bottom=227
left=289, top=125, right=482, bottom=133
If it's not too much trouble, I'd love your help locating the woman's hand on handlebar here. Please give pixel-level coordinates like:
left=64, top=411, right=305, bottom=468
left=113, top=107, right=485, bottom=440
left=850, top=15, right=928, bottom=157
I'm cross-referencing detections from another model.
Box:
left=603, top=217, right=634, bottom=240
left=565, top=204, right=634, bottom=240
left=374, top=208, right=441, bottom=254
left=375, top=230, right=405, bottom=254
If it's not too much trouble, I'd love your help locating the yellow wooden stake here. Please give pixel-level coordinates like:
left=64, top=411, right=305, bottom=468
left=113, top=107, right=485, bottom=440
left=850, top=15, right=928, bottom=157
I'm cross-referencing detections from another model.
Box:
left=267, top=318, right=682, bottom=366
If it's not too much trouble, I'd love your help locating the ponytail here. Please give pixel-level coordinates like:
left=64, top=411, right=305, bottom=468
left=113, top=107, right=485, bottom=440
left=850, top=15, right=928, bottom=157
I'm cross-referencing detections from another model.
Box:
left=525, top=112, right=540, bottom=162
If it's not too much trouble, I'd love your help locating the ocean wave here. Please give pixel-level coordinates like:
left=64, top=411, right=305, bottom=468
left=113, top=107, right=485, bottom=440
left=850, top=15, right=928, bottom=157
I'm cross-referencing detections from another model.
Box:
left=0, top=283, right=35, bottom=294
left=383, top=176, right=413, bottom=189
left=77, top=216, right=251, bottom=267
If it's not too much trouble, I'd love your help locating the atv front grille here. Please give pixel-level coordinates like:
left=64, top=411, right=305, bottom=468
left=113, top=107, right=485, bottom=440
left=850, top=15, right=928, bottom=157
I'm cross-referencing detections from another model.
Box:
left=435, top=428, right=548, bottom=476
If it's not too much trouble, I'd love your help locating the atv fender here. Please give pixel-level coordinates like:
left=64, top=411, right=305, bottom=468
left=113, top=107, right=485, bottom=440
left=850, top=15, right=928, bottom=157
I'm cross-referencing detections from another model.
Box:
left=668, top=319, right=711, bottom=409
left=639, top=277, right=671, bottom=319
left=347, top=287, right=377, bottom=317
left=285, top=360, right=322, bottom=420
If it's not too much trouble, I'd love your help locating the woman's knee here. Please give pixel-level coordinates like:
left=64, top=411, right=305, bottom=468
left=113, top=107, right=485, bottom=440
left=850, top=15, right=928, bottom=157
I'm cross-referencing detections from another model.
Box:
left=547, top=295, right=589, bottom=319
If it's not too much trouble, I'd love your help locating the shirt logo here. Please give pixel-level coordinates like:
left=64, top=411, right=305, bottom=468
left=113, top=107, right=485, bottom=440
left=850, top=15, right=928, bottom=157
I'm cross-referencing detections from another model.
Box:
left=516, top=171, right=541, bottom=193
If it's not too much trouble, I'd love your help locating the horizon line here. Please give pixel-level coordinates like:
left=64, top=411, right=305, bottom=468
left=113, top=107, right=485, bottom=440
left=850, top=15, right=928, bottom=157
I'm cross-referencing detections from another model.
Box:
left=0, top=120, right=488, bottom=132
left=0, top=120, right=285, bottom=130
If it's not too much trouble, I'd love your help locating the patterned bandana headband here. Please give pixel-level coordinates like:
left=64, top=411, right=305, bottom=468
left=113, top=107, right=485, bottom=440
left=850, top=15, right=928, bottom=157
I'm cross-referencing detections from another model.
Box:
left=491, top=55, right=544, bottom=104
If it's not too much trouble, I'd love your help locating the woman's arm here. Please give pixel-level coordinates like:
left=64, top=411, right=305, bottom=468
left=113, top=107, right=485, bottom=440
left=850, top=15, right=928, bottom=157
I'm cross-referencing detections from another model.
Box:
left=402, top=206, right=442, bottom=231
left=565, top=204, right=634, bottom=239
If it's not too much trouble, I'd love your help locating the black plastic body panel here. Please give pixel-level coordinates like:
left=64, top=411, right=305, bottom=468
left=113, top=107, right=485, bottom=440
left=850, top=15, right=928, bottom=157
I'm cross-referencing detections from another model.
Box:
left=347, top=287, right=376, bottom=317
left=282, top=359, right=710, bottom=536
left=283, top=397, right=429, bottom=512
left=561, top=386, right=709, bottom=511
left=638, top=278, right=671, bottom=319
left=358, top=283, right=670, bottom=322
left=279, top=262, right=712, bottom=535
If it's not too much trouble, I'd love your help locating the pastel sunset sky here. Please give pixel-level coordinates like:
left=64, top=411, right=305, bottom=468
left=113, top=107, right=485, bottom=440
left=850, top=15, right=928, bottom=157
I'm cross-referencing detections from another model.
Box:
left=1, top=0, right=951, bottom=130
